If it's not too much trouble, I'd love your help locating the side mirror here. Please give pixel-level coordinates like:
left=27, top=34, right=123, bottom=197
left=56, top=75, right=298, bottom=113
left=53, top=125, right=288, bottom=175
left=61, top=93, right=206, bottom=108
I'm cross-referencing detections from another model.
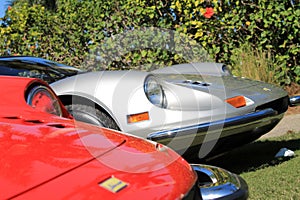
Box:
left=289, top=96, right=300, bottom=107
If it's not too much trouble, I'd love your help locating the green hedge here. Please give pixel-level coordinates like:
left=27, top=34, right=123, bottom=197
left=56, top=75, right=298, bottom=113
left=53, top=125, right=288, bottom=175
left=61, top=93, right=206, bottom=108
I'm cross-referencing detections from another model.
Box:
left=0, top=0, right=299, bottom=84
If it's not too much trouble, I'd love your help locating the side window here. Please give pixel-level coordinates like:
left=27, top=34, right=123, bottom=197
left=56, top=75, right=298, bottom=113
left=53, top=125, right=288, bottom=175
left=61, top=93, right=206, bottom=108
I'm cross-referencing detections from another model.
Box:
left=46, top=70, right=62, bottom=80
left=18, top=69, right=56, bottom=83
left=18, top=69, right=44, bottom=78
left=0, top=62, right=57, bottom=83
left=0, top=59, right=73, bottom=83
left=0, top=64, right=25, bottom=76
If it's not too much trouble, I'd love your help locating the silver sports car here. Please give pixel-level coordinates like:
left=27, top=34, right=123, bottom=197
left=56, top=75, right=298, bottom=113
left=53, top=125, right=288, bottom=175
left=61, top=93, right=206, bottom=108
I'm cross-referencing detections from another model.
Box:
left=1, top=56, right=299, bottom=158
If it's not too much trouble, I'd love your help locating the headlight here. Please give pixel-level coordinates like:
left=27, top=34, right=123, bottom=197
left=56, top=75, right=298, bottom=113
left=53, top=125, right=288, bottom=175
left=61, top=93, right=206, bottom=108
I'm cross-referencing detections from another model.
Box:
left=26, top=85, right=63, bottom=116
left=144, top=76, right=167, bottom=108
left=222, top=65, right=232, bottom=76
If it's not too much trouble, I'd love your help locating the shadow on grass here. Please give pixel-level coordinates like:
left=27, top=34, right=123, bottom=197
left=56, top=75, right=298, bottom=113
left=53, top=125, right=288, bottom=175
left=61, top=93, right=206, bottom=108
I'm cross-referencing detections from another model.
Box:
left=192, top=134, right=300, bottom=174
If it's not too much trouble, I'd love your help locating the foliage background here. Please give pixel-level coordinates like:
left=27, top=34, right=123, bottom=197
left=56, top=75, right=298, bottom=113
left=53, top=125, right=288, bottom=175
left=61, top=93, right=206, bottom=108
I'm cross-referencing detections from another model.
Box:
left=0, top=0, right=299, bottom=85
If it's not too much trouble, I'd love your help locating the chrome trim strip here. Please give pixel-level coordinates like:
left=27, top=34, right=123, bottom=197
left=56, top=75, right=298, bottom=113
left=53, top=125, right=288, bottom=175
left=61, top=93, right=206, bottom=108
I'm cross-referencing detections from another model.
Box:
left=289, top=96, right=300, bottom=107
left=147, top=108, right=277, bottom=141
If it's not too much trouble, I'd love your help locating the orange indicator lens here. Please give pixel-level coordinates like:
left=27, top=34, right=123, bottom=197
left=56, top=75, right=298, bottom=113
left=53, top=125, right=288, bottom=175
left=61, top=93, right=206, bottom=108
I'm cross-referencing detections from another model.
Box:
left=226, top=96, right=246, bottom=108
left=127, top=112, right=150, bottom=123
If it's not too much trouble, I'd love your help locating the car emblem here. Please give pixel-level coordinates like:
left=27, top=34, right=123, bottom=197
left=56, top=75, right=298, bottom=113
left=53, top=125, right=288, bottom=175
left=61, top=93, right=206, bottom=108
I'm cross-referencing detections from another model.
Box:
left=263, top=87, right=271, bottom=92
left=99, top=177, right=128, bottom=193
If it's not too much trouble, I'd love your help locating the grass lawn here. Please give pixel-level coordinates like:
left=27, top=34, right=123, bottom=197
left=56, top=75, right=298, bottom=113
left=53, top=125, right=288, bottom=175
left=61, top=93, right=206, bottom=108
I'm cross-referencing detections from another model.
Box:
left=204, top=132, right=300, bottom=200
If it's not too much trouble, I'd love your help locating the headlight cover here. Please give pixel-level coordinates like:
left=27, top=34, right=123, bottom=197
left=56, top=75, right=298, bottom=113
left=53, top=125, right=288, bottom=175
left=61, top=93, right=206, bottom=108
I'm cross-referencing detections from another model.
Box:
left=26, top=85, right=63, bottom=116
left=144, top=76, right=167, bottom=108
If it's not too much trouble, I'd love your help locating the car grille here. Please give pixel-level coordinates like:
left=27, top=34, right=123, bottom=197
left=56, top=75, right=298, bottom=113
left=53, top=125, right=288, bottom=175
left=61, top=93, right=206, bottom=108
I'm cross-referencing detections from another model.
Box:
left=255, top=96, right=289, bottom=114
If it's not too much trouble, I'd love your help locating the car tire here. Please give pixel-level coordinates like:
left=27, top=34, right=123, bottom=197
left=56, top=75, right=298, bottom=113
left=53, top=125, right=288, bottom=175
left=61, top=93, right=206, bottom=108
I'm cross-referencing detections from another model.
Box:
left=65, top=104, right=119, bottom=130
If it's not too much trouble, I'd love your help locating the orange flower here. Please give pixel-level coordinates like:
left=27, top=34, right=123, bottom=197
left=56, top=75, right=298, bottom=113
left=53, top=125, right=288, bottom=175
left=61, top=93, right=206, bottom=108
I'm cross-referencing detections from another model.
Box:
left=204, top=7, right=214, bottom=19
left=7, top=6, right=12, bottom=11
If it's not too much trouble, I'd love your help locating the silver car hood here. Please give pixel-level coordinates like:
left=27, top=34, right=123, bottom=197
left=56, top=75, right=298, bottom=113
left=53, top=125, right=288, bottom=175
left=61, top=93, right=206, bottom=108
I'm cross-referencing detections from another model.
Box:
left=156, top=73, right=287, bottom=104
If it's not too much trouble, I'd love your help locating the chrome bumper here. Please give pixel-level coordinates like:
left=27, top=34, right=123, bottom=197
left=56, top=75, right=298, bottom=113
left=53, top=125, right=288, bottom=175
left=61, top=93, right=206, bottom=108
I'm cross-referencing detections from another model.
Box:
left=289, top=95, right=300, bottom=107
left=147, top=108, right=283, bottom=154
left=189, top=164, right=248, bottom=200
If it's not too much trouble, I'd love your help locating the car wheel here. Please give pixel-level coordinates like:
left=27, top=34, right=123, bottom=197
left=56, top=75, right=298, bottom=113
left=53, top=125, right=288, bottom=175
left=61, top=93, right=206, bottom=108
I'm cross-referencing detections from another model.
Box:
left=65, top=104, right=119, bottom=130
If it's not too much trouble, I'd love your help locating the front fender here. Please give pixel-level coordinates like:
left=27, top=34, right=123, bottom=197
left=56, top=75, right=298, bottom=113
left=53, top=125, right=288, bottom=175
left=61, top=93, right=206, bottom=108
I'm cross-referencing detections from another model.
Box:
left=50, top=71, right=150, bottom=132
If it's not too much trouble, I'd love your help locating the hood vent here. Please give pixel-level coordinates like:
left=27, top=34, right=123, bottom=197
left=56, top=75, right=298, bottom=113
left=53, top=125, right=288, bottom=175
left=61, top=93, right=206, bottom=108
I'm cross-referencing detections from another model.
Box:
left=183, top=80, right=210, bottom=87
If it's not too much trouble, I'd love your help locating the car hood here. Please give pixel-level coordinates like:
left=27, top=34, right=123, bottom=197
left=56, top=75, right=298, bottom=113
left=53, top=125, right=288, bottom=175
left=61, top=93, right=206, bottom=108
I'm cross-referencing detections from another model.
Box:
left=158, top=74, right=259, bottom=90
left=1, top=108, right=193, bottom=199
left=0, top=109, right=127, bottom=199
left=158, top=73, right=287, bottom=100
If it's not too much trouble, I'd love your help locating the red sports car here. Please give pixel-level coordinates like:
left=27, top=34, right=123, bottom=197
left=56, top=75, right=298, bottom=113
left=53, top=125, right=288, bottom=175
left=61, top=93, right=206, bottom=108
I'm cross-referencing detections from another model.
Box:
left=0, top=76, right=248, bottom=199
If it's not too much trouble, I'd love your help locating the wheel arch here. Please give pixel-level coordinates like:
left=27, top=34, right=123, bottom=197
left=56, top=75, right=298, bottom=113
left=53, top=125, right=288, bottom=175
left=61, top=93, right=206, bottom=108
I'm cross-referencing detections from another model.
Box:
left=58, top=94, right=121, bottom=130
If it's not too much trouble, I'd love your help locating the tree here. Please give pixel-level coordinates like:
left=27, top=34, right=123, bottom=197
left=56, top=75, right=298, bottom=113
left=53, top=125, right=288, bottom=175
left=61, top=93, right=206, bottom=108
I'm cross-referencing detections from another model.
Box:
left=4, top=0, right=56, bottom=11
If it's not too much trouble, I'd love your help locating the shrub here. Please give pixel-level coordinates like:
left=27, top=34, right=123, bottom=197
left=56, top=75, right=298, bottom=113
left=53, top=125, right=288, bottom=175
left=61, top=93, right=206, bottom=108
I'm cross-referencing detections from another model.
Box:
left=230, top=42, right=279, bottom=85
left=0, top=0, right=299, bottom=85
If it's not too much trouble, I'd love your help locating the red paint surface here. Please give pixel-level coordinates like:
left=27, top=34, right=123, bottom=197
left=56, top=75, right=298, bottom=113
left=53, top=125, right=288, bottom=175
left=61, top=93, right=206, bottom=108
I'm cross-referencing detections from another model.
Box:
left=0, top=76, right=196, bottom=199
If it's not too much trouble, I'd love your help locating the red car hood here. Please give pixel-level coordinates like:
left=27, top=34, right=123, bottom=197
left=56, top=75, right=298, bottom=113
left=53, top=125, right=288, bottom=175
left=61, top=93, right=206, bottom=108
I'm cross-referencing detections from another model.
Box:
left=0, top=108, right=126, bottom=199
left=0, top=109, right=195, bottom=199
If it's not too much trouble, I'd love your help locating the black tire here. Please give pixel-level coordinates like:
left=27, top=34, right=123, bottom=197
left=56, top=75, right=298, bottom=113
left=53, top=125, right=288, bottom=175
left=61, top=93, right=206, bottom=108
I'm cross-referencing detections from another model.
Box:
left=65, top=104, right=119, bottom=130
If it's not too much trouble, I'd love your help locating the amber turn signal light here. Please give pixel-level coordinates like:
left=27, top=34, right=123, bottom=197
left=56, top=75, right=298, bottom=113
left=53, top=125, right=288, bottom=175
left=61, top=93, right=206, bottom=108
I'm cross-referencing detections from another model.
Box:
left=127, top=112, right=150, bottom=123
left=226, top=96, right=246, bottom=108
